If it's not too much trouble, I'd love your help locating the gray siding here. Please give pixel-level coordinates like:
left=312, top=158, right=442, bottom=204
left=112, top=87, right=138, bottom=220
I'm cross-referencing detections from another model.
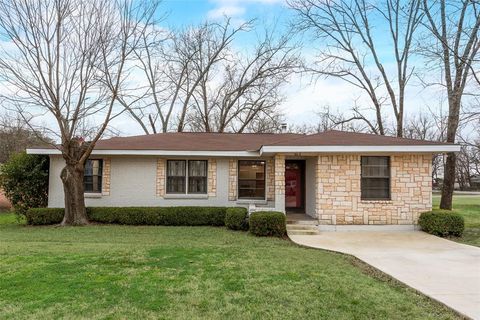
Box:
left=48, top=156, right=274, bottom=208
left=305, top=157, right=317, bottom=218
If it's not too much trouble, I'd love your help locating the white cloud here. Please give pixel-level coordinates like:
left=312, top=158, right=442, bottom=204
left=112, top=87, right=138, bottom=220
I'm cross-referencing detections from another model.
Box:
left=207, top=0, right=284, bottom=21
left=207, top=5, right=245, bottom=20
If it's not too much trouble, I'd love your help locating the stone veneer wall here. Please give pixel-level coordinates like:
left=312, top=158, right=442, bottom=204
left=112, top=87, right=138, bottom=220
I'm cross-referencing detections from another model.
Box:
left=274, top=154, right=285, bottom=211
left=102, top=158, right=111, bottom=196
left=156, top=158, right=166, bottom=197
left=228, top=159, right=237, bottom=201
left=208, top=159, right=217, bottom=197
left=316, top=154, right=432, bottom=225
left=266, top=159, right=275, bottom=201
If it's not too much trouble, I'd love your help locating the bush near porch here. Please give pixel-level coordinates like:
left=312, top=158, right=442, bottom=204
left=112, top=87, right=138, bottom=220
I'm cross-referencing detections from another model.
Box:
left=432, top=195, right=480, bottom=247
left=249, top=211, right=286, bottom=237
left=418, top=211, right=464, bottom=237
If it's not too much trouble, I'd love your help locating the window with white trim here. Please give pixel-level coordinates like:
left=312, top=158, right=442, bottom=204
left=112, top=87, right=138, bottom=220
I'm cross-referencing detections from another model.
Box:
left=361, top=156, right=390, bottom=200
left=166, top=160, right=207, bottom=194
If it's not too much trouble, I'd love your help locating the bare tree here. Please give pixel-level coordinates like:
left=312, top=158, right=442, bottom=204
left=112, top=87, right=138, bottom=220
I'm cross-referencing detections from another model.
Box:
left=0, top=0, right=158, bottom=225
left=289, top=0, right=423, bottom=137
left=123, top=19, right=298, bottom=134
left=422, top=0, right=480, bottom=209
left=121, top=20, right=249, bottom=133
left=186, top=30, right=299, bottom=133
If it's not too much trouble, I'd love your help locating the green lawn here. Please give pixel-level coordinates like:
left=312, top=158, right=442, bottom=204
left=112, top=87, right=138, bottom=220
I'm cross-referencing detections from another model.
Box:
left=0, top=214, right=459, bottom=319
left=432, top=195, right=480, bottom=247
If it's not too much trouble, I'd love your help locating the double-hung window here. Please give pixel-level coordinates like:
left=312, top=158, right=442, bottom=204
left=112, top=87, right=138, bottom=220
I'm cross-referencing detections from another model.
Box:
left=166, top=160, right=207, bottom=194
left=84, top=159, right=103, bottom=193
left=238, top=160, right=266, bottom=200
left=361, top=156, right=390, bottom=200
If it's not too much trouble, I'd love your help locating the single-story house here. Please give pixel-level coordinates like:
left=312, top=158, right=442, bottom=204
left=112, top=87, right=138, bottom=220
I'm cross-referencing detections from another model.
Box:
left=27, top=130, right=460, bottom=228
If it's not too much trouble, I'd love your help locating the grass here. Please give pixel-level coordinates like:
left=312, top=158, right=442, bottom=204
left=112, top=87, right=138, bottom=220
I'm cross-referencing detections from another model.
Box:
left=0, top=213, right=460, bottom=319
left=432, top=195, right=480, bottom=247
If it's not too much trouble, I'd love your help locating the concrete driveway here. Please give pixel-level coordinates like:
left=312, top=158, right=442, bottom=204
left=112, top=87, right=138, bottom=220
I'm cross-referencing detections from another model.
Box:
left=289, top=231, right=480, bottom=319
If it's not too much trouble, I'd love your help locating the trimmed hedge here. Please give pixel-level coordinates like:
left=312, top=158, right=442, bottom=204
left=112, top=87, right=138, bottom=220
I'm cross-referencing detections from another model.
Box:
left=88, top=207, right=227, bottom=226
left=25, top=206, right=228, bottom=226
left=225, top=207, right=248, bottom=231
left=249, top=211, right=286, bottom=237
left=418, top=210, right=464, bottom=237
left=26, top=208, right=64, bottom=225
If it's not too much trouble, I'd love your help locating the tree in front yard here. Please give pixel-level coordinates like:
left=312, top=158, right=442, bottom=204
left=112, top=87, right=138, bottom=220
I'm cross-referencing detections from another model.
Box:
left=421, top=0, right=480, bottom=209
left=0, top=152, right=49, bottom=218
left=0, top=0, right=159, bottom=225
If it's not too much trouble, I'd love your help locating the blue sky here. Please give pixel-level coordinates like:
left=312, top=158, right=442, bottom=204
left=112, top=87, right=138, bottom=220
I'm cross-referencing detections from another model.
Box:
left=130, top=0, right=448, bottom=136
left=1, top=0, right=475, bottom=138
left=160, top=0, right=289, bottom=27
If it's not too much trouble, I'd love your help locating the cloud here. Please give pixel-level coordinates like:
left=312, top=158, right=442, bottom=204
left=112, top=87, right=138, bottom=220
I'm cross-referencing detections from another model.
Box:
left=207, top=5, right=245, bottom=20
left=207, top=0, right=284, bottom=20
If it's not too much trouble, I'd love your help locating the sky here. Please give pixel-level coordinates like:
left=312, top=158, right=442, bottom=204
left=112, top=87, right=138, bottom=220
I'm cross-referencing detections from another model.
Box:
left=0, top=0, right=476, bottom=139
left=104, top=0, right=450, bottom=137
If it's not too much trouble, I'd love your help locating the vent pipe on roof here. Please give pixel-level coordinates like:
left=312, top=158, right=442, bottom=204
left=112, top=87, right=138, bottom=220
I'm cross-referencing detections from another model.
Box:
left=280, top=123, right=287, bottom=133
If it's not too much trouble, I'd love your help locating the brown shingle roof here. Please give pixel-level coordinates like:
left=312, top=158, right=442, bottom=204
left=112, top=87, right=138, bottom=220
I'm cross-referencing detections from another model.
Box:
left=91, top=130, right=450, bottom=151
left=94, top=132, right=304, bottom=151
left=267, top=130, right=449, bottom=146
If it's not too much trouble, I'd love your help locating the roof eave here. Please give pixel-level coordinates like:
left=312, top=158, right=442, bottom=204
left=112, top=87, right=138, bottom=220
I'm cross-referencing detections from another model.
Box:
left=26, top=148, right=261, bottom=157
left=260, top=144, right=461, bottom=155
left=27, top=144, right=461, bottom=157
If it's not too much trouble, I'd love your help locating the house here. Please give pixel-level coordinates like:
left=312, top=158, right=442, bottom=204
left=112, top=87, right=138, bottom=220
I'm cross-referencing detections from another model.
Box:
left=27, top=130, right=460, bottom=228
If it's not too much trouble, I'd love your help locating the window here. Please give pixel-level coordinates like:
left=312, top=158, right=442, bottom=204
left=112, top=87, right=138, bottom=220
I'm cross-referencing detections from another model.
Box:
left=238, top=160, right=265, bottom=200
left=188, top=160, right=207, bottom=194
left=166, top=160, right=207, bottom=194
left=361, top=156, right=390, bottom=200
left=84, top=159, right=103, bottom=193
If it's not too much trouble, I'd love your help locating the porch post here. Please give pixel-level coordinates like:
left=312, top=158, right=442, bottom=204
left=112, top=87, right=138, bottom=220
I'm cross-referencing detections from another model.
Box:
left=274, top=154, right=285, bottom=213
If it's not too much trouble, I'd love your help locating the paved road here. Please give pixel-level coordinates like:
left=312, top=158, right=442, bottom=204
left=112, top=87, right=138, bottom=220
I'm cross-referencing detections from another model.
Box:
left=290, top=231, right=480, bottom=319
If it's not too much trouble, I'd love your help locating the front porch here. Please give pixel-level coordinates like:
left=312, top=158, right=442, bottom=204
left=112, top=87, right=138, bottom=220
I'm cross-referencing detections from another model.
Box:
left=285, top=213, right=320, bottom=235
left=272, top=155, right=317, bottom=219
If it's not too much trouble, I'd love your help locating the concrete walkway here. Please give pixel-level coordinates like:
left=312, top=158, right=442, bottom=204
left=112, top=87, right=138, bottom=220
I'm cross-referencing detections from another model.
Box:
left=289, top=231, right=480, bottom=319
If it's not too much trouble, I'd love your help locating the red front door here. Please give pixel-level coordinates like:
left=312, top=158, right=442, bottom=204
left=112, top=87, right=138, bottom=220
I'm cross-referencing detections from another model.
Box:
left=285, top=161, right=304, bottom=210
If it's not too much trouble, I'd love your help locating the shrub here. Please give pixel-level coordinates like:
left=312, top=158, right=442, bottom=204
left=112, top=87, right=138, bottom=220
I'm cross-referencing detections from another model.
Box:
left=0, top=152, right=49, bottom=218
left=418, top=210, right=464, bottom=237
left=26, top=208, right=64, bottom=225
left=249, top=211, right=286, bottom=237
left=26, top=206, right=228, bottom=226
left=225, top=207, right=248, bottom=231
left=88, top=207, right=227, bottom=226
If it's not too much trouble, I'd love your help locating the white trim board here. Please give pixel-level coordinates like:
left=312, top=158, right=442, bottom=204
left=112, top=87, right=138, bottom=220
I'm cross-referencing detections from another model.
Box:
left=27, top=143, right=460, bottom=156
left=260, top=144, right=460, bottom=154
left=26, top=149, right=260, bottom=157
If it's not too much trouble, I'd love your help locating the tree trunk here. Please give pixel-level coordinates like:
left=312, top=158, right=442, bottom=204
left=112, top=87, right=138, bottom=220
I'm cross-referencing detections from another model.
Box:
left=60, top=163, right=88, bottom=225
left=440, top=93, right=461, bottom=210
left=440, top=153, right=456, bottom=210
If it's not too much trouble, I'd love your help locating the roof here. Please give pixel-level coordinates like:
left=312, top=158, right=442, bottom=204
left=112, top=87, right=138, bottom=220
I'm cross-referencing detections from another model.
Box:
left=93, top=132, right=303, bottom=151
left=27, top=130, right=460, bottom=156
